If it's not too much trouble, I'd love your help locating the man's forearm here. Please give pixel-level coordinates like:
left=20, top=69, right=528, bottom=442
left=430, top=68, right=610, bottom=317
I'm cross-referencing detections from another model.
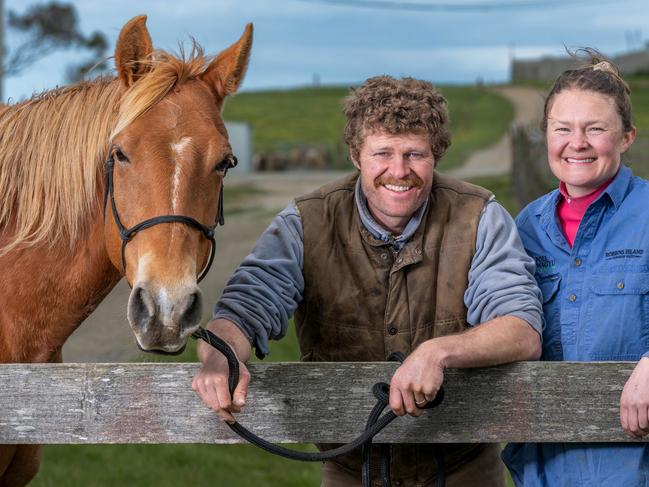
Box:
left=421, top=316, right=541, bottom=370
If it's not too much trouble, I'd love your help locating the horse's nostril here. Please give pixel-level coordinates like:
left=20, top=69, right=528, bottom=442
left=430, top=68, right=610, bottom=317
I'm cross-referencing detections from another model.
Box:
left=128, top=285, right=156, bottom=331
left=175, top=289, right=203, bottom=332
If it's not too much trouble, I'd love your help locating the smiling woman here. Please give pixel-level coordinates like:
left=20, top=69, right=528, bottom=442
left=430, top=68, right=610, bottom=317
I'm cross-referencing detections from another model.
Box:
left=502, top=52, right=649, bottom=487
left=546, top=88, right=635, bottom=197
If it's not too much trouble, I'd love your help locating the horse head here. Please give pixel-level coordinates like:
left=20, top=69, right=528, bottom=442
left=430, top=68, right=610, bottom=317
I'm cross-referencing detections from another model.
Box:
left=104, top=16, right=252, bottom=354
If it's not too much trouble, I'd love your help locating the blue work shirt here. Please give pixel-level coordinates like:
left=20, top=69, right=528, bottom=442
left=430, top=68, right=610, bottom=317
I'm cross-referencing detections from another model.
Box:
left=503, top=166, right=649, bottom=486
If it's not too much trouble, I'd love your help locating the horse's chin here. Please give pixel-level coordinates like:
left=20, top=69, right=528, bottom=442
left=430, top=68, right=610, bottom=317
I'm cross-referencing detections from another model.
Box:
left=137, top=342, right=188, bottom=356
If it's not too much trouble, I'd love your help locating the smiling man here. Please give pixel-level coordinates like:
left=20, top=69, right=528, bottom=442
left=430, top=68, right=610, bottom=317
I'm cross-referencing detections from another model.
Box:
left=193, top=76, right=543, bottom=487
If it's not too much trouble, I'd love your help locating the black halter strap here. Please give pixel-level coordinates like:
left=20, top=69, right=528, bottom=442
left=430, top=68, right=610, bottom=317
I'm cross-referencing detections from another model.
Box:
left=102, top=155, right=234, bottom=283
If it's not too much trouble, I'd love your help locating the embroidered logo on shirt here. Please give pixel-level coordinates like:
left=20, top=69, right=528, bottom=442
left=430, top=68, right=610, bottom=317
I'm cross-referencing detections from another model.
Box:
left=605, top=248, right=644, bottom=260
left=534, top=255, right=556, bottom=270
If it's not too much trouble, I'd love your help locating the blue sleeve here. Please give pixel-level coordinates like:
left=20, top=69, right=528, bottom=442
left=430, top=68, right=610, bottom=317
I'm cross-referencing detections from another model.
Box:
left=213, top=202, right=304, bottom=358
left=464, top=199, right=543, bottom=336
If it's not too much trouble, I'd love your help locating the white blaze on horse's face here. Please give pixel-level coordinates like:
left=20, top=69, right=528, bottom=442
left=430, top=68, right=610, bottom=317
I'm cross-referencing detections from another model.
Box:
left=170, top=137, right=193, bottom=213
left=112, top=87, right=227, bottom=353
left=105, top=16, right=253, bottom=354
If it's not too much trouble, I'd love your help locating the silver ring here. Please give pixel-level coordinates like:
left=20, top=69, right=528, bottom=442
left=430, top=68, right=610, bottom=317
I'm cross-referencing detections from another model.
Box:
left=415, top=398, right=427, bottom=406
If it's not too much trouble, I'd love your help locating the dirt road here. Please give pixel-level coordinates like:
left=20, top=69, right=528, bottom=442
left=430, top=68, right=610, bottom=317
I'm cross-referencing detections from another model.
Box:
left=447, top=86, right=544, bottom=179
left=62, top=86, right=544, bottom=362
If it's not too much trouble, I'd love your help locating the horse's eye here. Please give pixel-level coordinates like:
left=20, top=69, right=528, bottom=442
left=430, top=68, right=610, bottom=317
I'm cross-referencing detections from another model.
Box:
left=215, top=154, right=238, bottom=173
left=113, top=147, right=130, bottom=164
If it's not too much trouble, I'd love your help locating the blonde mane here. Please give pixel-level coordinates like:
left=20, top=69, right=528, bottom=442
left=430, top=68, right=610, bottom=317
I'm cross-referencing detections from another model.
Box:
left=0, top=44, right=211, bottom=256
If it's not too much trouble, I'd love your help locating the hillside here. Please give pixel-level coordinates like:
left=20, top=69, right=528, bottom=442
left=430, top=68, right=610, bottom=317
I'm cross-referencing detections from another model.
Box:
left=223, top=84, right=514, bottom=170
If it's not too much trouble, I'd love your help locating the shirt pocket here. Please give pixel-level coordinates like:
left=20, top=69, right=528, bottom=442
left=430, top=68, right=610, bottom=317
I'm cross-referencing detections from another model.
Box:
left=587, top=272, right=649, bottom=360
left=537, top=273, right=563, bottom=360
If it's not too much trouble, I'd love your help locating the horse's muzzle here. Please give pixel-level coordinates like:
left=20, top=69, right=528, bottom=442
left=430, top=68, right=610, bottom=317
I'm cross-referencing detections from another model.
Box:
left=127, top=282, right=203, bottom=353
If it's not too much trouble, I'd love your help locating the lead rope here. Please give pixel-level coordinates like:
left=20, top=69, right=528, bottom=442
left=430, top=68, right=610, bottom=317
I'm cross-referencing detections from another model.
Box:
left=192, top=327, right=446, bottom=487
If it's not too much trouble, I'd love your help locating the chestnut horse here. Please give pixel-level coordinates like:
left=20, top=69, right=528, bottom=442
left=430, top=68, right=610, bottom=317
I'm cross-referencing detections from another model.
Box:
left=0, top=15, right=252, bottom=486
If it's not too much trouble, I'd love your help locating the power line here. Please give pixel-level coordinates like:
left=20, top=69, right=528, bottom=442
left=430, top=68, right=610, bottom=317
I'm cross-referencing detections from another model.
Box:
left=297, top=0, right=613, bottom=12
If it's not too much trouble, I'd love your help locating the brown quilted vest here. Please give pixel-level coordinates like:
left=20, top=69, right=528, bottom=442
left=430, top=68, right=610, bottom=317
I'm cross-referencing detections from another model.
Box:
left=294, top=171, right=493, bottom=484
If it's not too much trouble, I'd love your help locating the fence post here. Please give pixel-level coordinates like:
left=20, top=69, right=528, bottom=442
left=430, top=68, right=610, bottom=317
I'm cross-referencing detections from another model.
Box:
left=510, top=123, right=556, bottom=208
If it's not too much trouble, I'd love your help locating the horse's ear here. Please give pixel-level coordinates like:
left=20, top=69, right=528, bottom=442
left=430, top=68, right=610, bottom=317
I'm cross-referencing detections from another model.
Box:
left=201, top=23, right=253, bottom=101
left=115, top=15, right=154, bottom=87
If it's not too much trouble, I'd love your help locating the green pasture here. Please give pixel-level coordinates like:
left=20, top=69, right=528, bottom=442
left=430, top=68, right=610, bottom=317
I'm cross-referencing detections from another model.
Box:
left=223, top=85, right=513, bottom=170
left=33, top=84, right=519, bottom=486
left=630, top=76, right=649, bottom=134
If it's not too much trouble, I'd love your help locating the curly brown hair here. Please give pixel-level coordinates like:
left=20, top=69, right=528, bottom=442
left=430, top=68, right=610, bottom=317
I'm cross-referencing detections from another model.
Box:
left=343, top=76, right=451, bottom=164
left=542, top=48, right=633, bottom=133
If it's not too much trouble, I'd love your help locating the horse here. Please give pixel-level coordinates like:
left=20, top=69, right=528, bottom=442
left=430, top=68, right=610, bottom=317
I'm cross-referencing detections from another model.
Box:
left=0, top=15, right=253, bottom=486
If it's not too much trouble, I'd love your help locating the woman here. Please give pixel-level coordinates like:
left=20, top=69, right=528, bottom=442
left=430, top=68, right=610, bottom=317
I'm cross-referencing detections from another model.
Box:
left=502, top=53, right=649, bottom=485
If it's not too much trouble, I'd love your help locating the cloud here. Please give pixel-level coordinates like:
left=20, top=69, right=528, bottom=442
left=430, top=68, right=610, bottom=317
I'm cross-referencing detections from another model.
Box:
left=4, top=0, right=649, bottom=101
left=245, top=44, right=548, bottom=89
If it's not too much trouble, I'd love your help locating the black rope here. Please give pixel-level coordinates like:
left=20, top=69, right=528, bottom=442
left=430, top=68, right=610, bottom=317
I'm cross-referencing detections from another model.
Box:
left=192, top=327, right=445, bottom=487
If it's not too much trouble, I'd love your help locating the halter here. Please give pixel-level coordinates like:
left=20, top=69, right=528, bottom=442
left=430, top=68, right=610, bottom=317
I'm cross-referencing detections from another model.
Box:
left=102, top=153, right=237, bottom=283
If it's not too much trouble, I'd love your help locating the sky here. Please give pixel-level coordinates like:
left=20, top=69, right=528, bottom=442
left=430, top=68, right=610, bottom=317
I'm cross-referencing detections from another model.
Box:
left=3, top=0, right=649, bottom=102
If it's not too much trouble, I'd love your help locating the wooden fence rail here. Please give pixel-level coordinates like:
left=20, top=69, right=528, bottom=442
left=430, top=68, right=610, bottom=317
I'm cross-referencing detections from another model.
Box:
left=0, top=362, right=642, bottom=445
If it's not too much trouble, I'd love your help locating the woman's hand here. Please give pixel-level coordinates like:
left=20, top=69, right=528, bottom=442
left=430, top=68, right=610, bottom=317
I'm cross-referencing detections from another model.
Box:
left=620, top=357, right=649, bottom=437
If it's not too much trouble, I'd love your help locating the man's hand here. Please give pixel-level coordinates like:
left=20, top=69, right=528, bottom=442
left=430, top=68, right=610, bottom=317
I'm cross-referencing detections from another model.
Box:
left=389, top=341, right=445, bottom=417
left=192, top=347, right=250, bottom=424
left=192, top=319, right=253, bottom=424
left=387, top=316, right=539, bottom=417
left=620, top=357, right=649, bottom=437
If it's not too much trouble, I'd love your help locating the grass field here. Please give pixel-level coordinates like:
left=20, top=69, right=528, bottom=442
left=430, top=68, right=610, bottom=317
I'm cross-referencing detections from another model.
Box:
left=223, top=85, right=513, bottom=170
left=32, top=84, right=517, bottom=486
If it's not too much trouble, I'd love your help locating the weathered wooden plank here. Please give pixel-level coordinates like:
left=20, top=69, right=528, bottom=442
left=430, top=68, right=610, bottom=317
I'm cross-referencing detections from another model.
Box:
left=0, top=362, right=641, bottom=444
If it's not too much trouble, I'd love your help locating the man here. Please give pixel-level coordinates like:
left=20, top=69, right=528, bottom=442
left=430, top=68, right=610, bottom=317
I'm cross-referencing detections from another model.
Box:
left=193, top=76, right=542, bottom=486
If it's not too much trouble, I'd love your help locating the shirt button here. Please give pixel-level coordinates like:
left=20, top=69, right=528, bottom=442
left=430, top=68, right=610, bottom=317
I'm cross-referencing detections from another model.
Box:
left=617, top=281, right=625, bottom=290
left=574, top=258, right=582, bottom=266
left=388, top=326, right=398, bottom=335
left=568, top=294, right=577, bottom=302
left=381, top=253, right=388, bottom=260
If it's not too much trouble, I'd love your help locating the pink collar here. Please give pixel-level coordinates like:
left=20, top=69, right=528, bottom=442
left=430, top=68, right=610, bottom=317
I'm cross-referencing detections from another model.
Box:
left=557, top=179, right=613, bottom=247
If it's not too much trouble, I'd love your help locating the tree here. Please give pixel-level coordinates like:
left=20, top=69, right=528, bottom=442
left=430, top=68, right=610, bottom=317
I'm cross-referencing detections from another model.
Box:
left=1, top=1, right=109, bottom=99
